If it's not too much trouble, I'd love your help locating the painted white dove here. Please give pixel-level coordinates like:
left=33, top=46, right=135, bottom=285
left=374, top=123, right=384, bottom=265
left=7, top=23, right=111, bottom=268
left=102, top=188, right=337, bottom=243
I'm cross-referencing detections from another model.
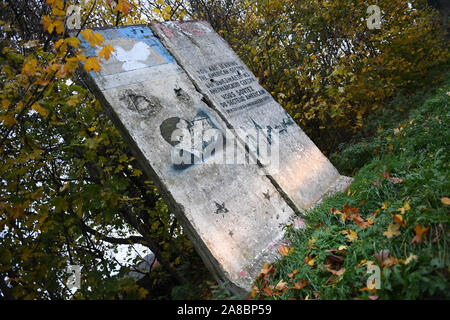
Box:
left=113, top=41, right=151, bottom=71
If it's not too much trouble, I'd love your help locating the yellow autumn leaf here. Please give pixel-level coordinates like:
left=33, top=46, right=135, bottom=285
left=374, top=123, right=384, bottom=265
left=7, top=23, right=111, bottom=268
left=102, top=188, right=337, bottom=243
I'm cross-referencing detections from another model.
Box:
left=307, top=238, right=317, bottom=249
left=66, top=37, right=80, bottom=48
left=76, top=53, right=87, bottom=62
left=117, top=0, right=131, bottom=16
left=99, top=44, right=115, bottom=60
left=84, top=57, right=101, bottom=73
left=161, top=5, right=172, bottom=20
left=132, top=169, right=143, bottom=177
left=392, top=214, right=406, bottom=227
left=22, top=58, right=38, bottom=76
left=260, top=262, right=270, bottom=275
left=341, top=229, right=358, bottom=242
left=41, top=15, right=54, bottom=33
left=54, top=20, right=64, bottom=34
left=1, top=99, right=10, bottom=111
left=278, top=245, right=293, bottom=257
left=46, top=0, right=63, bottom=9
left=0, top=115, right=17, bottom=126
left=81, top=29, right=104, bottom=47
left=275, top=280, right=287, bottom=291
left=306, top=257, right=315, bottom=266
left=53, top=38, right=65, bottom=50
left=41, top=15, right=64, bottom=34
left=52, top=7, right=66, bottom=16
left=398, top=201, right=411, bottom=214
left=383, top=223, right=401, bottom=238
left=32, top=103, right=49, bottom=118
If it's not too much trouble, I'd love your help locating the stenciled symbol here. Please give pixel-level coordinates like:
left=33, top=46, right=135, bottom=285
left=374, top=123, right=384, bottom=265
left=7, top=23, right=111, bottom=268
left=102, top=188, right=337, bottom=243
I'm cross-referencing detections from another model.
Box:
left=120, top=89, right=161, bottom=117
left=214, top=201, right=229, bottom=217
left=367, top=5, right=381, bottom=30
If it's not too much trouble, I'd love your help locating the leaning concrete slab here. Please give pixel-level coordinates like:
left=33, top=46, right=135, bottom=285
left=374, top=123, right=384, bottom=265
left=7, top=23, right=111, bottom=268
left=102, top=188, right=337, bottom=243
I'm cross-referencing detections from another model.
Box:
left=79, top=25, right=297, bottom=294
left=151, top=21, right=352, bottom=211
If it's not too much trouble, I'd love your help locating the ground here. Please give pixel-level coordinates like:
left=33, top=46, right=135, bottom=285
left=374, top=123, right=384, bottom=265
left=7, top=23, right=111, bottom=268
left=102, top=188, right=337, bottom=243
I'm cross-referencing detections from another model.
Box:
left=234, top=72, right=450, bottom=300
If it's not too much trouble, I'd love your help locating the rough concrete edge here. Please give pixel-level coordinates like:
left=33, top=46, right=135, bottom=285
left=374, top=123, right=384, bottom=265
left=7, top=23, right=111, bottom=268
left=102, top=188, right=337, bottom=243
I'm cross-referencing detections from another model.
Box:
left=311, top=175, right=354, bottom=210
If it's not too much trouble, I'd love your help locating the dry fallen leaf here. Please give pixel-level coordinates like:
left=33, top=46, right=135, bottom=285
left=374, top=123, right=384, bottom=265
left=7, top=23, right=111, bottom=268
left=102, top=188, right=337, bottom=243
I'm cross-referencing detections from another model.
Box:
left=382, top=256, right=400, bottom=268
left=404, top=254, right=418, bottom=264
left=374, top=249, right=390, bottom=266
left=389, top=177, right=403, bottom=184
left=341, top=229, right=358, bottom=242
left=360, top=286, right=377, bottom=294
left=275, top=280, right=287, bottom=291
left=383, top=223, right=401, bottom=238
left=398, top=202, right=411, bottom=214
left=411, top=224, right=429, bottom=244
left=278, top=245, right=293, bottom=257
left=392, top=213, right=406, bottom=227
left=287, top=269, right=298, bottom=279
left=250, top=285, right=259, bottom=298
left=258, top=262, right=276, bottom=280
left=292, top=280, right=309, bottom=290
left=263, top=285, right=274, bottom=296
left=304, top=255, right=315, bottom=266
left=326, top=265, right=345, bottom=276
left=307, top=238, right=317, bottom=249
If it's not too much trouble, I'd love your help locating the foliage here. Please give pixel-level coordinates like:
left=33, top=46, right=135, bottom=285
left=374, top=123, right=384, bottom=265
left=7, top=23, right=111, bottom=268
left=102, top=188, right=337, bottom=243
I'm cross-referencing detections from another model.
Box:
left=330, top=73, right=448, bottom=175
left=210, top=0, right=449, bottom=152
left=251, top=75, right=450, bottom=300
left=0, top=0, right=209, bottom=299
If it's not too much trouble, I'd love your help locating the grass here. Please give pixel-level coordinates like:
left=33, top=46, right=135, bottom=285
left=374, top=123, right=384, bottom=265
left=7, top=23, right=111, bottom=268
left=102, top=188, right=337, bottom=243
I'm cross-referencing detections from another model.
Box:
left=248, top=73, right=450, bottom=300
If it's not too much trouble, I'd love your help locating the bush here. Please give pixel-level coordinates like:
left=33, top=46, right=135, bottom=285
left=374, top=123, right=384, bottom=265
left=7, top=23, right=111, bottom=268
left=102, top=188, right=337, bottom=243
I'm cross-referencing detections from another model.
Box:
left=217, top=0, right=449, bottom=152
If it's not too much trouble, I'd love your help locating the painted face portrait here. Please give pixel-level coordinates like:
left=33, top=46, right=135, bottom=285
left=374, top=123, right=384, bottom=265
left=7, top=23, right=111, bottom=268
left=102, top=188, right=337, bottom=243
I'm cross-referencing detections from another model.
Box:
left=159, top=113, right=223, bottom=170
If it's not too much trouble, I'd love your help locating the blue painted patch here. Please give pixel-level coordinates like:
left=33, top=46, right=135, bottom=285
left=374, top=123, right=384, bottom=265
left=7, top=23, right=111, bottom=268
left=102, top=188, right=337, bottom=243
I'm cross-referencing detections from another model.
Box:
left=79, top=25, right=175, bottom=75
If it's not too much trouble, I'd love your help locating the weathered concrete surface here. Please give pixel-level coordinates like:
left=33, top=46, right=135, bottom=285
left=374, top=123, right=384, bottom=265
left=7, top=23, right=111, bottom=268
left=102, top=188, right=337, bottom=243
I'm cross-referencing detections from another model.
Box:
left=151, top=21, right=352, bottom=211
left=79, top=25, right=296, bottom=294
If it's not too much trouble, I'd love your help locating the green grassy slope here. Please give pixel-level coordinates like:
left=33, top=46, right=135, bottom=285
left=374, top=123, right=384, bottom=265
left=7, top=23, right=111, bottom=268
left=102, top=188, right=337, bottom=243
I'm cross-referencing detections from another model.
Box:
left=250, top=74, right=450, bottom=300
